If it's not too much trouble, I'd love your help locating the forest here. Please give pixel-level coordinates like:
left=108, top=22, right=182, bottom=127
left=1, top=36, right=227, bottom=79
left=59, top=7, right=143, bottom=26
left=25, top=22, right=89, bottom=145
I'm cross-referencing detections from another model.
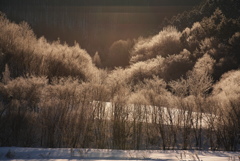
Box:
left=0, top=0, right=240, bottom=151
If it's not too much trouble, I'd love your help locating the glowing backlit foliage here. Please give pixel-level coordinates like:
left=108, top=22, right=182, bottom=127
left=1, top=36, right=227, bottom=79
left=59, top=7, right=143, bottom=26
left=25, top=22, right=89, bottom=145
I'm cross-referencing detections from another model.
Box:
left=110, top=49, right=194, bottom=85
left=124, top=56, right=166, bottom=84
left=0, top=12, right=98, bottom=81
left=229, top=32, right=240, bottom=58
left=130, top=26, right=182, bottom=63
left=181, top=22, right=207, bottom=53
left=169, top=68, right=213, bottom=97
left=193, top=54, right=216, bottom=75
left=130, top=75, right=171, bottom=106
left=2, top=76, right=48, bottom=112
left=212, top=70, right=240, bottom=101
left=36, top=37, right=97, bottom=80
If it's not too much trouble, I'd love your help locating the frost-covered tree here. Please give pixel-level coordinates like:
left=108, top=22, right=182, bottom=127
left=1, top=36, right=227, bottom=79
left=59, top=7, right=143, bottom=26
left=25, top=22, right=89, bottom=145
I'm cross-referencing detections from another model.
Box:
left=130, top=26, right=182, bottom=63
left=2, top=64, right=11, bottom=84
left=93, top=52, right=102, bottom=68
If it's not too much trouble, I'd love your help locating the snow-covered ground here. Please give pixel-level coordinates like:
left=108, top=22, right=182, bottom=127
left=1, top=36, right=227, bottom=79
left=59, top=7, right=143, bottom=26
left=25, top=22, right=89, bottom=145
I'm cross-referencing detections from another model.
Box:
left=0, top=147, right=240, bottom=161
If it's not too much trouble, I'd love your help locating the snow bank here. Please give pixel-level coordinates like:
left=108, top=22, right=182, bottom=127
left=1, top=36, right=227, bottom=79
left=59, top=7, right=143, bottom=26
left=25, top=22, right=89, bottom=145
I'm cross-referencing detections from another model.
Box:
left=0, top=147, right=239, bottom=161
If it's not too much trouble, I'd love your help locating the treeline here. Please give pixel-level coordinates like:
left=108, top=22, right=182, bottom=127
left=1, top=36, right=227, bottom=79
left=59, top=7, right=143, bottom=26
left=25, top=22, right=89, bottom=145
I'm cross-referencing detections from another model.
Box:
left=108, top=8, right=240, bottom=81
left=0, top=0, right=240, bottom=151
left=0, top=69, right=240, bottom=150
left=0, top=12, right=98, bottom=81
left=162, top=0, right=240, bottom=31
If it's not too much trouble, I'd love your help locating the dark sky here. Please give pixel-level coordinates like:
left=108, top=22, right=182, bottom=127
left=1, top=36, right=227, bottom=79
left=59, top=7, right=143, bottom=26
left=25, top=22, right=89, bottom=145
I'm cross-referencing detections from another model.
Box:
left=57, top=0, right=202, bottom=6
left=1, top=0, right=202, bottom=6
left=0, top=0, right=203, bottom=55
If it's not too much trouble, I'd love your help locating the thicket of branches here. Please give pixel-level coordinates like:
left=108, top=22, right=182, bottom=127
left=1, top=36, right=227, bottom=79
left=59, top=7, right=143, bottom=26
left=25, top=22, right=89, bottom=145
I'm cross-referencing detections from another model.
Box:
left=0, top=0, right=240, bottom=151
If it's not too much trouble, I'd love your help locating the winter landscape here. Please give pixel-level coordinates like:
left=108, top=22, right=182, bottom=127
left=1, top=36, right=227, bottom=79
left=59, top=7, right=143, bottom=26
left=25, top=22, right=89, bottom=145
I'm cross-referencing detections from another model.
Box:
left=1, top=147, right=240, bottom=160
left=0, top=0, right=240, bottom=160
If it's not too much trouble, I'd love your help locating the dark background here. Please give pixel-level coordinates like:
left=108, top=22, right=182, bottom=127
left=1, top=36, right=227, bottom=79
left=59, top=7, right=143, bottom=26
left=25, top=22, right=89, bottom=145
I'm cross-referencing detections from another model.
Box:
left=0, top=0, right=202, bottom=56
